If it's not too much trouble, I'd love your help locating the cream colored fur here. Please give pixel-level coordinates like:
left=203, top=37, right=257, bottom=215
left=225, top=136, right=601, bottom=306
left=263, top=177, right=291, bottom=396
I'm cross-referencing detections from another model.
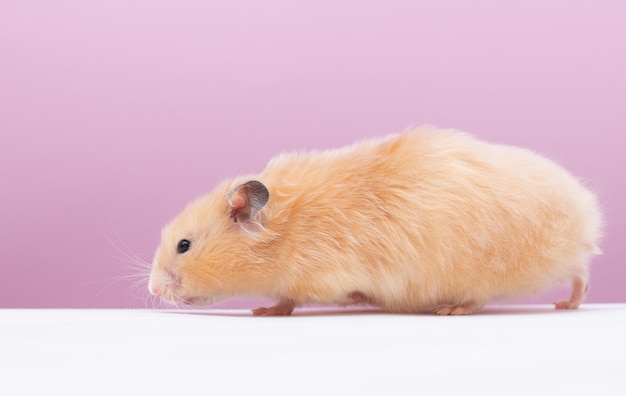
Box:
left=149, top=127, right=603, bottom=315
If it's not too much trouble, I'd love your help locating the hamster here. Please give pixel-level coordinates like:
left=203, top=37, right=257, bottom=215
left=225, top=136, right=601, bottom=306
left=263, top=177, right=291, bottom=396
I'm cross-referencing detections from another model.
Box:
left=148, top=126, right=603, bottom=315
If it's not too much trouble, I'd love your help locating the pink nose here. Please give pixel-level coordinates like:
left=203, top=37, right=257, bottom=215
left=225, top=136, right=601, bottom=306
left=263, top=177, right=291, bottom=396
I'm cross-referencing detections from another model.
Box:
left=149, top=284, right=162, bottom=296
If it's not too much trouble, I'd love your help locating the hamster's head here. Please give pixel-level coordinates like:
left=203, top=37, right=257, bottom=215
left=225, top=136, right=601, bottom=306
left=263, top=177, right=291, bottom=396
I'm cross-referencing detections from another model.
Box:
left=148, top=180, right=275, bottom=306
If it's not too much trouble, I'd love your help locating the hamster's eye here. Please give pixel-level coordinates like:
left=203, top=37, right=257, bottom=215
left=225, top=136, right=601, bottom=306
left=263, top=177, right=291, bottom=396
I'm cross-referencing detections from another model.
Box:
left=177, top=239, right=191, bottom=254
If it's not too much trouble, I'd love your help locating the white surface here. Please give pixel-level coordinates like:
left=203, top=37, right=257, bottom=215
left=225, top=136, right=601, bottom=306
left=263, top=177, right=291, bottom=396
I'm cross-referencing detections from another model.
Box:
left=1, top=305, right=625, bottom=395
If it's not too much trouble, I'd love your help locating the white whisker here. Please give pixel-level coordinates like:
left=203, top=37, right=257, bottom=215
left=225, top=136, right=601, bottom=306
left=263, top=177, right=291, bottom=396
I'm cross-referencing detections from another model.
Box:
left=95, top=209, right=154, bottom=308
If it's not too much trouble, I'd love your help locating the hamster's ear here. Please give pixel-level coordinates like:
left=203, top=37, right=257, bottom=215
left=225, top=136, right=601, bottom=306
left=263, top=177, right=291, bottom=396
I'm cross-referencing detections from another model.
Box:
left=227, top=180, right=270, bottom=223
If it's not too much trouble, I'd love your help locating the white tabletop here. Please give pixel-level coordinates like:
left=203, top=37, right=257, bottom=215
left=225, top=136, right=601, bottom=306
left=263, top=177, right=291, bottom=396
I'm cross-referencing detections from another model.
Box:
left=1, top=304, right=625, bottom=395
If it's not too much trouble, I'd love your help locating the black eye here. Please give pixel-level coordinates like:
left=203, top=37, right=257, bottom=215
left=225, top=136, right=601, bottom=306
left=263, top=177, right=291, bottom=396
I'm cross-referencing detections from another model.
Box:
left=177, top=239, right=191, bottom=254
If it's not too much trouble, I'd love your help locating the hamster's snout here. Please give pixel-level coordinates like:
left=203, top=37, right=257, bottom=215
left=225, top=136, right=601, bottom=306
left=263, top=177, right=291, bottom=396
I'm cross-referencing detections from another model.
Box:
left=148, top=282, right=161, bottom=297
left=149, top=270, right=216, bottom=306
left=148, top=267, right=183, bottom=302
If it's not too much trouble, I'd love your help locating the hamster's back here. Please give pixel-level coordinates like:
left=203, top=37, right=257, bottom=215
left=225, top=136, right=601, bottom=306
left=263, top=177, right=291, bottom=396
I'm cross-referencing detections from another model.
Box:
left=258, top=127, right=602, bottom=313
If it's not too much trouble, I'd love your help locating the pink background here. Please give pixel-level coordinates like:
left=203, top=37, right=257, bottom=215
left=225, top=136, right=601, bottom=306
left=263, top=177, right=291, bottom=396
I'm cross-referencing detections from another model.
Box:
left=1, top=1, right=624, bottom=308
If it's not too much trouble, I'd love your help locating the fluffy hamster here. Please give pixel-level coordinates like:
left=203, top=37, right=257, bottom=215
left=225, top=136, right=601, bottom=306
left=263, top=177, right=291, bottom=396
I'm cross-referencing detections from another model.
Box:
left=148, top=127, right=603, bottom=315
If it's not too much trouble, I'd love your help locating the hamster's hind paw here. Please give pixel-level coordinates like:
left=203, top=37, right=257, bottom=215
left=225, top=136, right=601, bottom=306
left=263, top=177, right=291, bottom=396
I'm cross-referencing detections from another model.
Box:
left=554, top=300, right=580, bottom=310
left=434, top=302, right=483, bottom=315
left=252, top=300, right=295, bottom=316
left=554, top=276, right=587, bottom=310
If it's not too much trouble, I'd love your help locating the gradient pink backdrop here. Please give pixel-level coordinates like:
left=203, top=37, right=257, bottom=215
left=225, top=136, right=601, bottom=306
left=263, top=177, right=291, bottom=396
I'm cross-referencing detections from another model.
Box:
left=1, top=1, right=624, bottom=308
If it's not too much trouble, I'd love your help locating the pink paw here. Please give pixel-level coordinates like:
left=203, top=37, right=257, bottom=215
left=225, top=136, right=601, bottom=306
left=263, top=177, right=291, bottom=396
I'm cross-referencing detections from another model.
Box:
left=434, top=303, right=481, bottom=315
left=252, top=301, right=295, bottom=316
left=554, top=300, right=580, bottom=310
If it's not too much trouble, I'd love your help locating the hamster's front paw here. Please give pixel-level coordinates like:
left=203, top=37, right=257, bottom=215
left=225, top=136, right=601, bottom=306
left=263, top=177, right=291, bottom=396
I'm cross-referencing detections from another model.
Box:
left=252, top=300, right=295, bottom=316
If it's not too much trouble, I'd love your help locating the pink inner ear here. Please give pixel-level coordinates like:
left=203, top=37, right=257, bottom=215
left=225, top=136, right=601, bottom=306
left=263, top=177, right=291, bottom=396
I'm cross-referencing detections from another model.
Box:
left=230, top=193, right=246, bottom=210
left=229, top=192, right=249, bottom=223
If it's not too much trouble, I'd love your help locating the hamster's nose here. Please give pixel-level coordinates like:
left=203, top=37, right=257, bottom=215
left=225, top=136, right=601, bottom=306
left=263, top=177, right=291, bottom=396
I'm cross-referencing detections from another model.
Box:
left=148, top=280, right=161, bottom=296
